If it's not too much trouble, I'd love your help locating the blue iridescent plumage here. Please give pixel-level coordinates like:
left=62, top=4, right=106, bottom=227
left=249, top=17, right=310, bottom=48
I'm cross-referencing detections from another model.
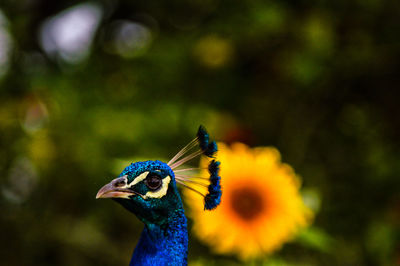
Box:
left=96, top=126, right=222, bottom=266
left=205, top=160, right=221, bottom=210
left=197, top=125, right=218, bottom=158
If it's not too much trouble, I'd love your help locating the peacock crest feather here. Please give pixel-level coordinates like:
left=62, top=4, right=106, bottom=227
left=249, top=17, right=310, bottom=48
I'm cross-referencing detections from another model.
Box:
left=96, top=126, right=221, bottom=266
left=168, top=125, right=221, bottom=210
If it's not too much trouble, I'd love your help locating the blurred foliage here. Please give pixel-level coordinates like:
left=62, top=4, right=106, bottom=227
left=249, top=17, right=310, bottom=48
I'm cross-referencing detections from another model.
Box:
left=0, top=0, right=399, bottom=265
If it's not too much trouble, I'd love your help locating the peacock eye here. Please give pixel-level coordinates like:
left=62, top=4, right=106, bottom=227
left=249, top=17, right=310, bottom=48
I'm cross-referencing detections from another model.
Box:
left=145, top=173, right=162, bottom=191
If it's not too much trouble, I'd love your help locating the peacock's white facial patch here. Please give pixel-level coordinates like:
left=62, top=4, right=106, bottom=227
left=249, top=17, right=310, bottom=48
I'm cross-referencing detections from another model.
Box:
left=128, top=171, right=149, bottom=187
left=145, top=176, right=171, bottom=199
left=124, top=171, right=171, bottom=199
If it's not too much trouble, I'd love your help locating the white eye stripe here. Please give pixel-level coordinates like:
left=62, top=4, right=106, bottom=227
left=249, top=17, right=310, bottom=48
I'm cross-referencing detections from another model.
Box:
left=127, top=171, right=149, bottom=187
left=124, top=172, right=171, bottom=199
left=145, top=176, right=171, bottom=199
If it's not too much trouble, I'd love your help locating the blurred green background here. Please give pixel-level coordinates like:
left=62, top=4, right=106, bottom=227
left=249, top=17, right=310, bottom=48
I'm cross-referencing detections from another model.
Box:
left=0, top=0, right=399, bottom=265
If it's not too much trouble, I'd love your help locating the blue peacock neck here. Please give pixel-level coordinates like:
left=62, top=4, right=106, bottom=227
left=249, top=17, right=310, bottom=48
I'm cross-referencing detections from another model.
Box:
left=130, top=208, right=188, bottom=266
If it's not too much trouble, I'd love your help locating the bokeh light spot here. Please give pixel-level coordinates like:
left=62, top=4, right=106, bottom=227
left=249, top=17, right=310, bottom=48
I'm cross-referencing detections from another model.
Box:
left=106, top=20, right=153, bottom=58
left=193, top=35, right=234, bottom=68
left=2, top=157, right=38, bottom=204
left=39, top=2, right=102, bottom=64
left=0, top=10, right=12, bottom=79
left=21, top=97, right=49, bottom=133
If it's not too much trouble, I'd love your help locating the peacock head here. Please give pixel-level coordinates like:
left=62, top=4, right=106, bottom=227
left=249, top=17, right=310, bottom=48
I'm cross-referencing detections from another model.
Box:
left=96, top=126, right=222, bottom=225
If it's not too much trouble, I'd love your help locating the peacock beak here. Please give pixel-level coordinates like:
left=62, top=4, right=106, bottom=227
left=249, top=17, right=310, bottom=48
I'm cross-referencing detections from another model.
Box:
left=96, top=175, right=135, bottom=199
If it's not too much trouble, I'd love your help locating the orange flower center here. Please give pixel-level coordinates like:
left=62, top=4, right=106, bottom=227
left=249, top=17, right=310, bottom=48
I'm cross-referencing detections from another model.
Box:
left=230, top=186, right=264, bottom=221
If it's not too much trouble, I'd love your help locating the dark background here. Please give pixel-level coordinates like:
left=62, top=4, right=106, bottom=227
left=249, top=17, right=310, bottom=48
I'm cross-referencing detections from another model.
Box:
left=0, top=0, right=399, bottom=265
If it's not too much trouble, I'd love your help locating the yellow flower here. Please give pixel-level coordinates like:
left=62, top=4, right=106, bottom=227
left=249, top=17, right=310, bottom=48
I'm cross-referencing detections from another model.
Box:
left=185, top=142, right=313, bottom=260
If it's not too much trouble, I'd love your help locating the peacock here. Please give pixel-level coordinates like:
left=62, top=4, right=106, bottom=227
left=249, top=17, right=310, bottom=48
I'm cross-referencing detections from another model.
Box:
left=96, top=126, right=222, bottom=265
